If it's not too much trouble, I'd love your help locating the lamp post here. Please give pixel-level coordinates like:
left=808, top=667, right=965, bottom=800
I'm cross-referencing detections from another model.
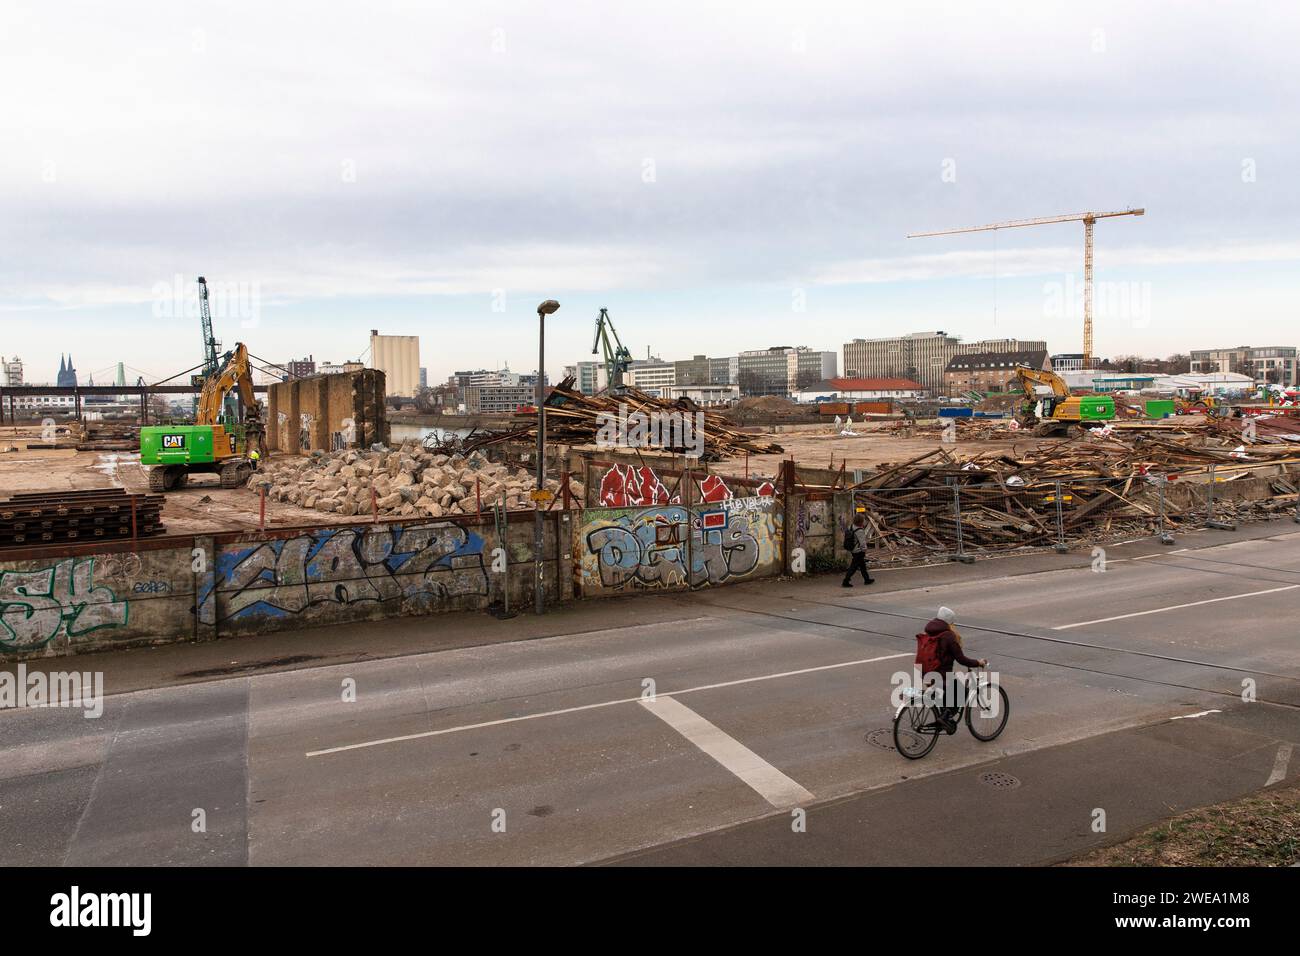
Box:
left=534, top=299, right=560, bottom=614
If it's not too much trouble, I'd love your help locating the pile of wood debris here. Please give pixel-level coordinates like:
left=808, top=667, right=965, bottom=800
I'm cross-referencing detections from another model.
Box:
left=877, top=417, right=1014, bottom=440
left=851, top=430, right=1300, bottom=561
left=464, top=377, right=783, bottom=460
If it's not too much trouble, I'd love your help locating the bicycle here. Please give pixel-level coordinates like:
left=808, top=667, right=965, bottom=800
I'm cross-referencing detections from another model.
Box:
left=892, top=667, right=1010, bottom=759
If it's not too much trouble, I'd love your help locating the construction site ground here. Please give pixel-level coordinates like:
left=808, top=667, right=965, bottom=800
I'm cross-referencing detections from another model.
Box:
left=0, top=421, right=1055, bottom=535
left=0, top=441, right=326, bottom=535
left=710, top=420, right=1051, bottom=477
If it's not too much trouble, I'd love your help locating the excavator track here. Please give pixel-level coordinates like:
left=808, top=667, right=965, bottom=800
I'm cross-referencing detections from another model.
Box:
left=219, top=461, right=251, bottom=489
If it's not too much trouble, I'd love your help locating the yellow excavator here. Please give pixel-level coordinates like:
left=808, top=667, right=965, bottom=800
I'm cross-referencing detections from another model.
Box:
left=139, top=343, right=265, bottom=491
left=1012, top=364, right=1116, bottom=437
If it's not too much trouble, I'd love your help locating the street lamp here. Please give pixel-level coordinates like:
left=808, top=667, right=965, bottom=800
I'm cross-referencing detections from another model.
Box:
left=534, top=299, right=560, bottom=614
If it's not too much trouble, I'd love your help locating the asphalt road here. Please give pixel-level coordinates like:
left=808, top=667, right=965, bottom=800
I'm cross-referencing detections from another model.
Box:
left=3, top=525, right=1299, bottom=866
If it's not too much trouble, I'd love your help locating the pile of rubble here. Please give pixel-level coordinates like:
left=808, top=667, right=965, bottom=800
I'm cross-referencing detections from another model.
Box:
left=466, top=377, right=783, bottom=460
left=252, top=441, right=581, bottom=518
left=852, top=431, right=1300, bottom=562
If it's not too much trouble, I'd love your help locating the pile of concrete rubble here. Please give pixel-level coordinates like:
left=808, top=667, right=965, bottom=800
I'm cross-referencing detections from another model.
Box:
left=251, top=441, right=580, bottom=518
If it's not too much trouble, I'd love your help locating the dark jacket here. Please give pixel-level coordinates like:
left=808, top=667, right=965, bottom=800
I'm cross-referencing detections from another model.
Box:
left=923, top=619, right=981, bottom=674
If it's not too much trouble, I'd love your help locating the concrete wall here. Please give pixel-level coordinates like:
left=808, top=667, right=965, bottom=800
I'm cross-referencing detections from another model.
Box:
left=0, top=510, right=571, bottom=660
left=576, top=495, right=782, bottom=596
left=9, top=460, right=1295, bottom=659
left=0, top=539, right=197, bottom=657
left=266, top=370, right=387, bottom=454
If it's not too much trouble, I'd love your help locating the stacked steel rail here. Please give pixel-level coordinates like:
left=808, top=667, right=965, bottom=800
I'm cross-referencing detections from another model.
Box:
left=0, top=488, right=166, bottom=548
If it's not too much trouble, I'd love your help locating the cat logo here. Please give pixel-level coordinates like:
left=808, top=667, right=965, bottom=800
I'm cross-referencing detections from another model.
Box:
left=162, top=434, right=186, bottom=449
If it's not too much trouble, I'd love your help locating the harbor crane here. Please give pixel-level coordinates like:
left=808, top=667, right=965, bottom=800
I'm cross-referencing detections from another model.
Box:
left=908, top=208, right=1144, bottom=367
left=592, top=308, right=633, bottom=393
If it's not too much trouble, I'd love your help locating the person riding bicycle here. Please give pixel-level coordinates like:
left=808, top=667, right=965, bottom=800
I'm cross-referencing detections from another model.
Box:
left=918, top=606, right=987, bottom=733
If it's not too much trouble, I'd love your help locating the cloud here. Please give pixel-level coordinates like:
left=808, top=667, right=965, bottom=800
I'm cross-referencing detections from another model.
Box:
left=812, top=241, right=1300, bottom=285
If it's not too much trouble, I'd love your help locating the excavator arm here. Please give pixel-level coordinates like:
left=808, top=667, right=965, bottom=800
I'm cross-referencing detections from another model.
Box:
left=196, top=343, right=258, bottom=426
left=1013, top=364, right=1070, bottom=399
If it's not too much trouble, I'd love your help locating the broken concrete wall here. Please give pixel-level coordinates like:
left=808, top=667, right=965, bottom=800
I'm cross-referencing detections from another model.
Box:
left=266, top=369, right=387, bottom=455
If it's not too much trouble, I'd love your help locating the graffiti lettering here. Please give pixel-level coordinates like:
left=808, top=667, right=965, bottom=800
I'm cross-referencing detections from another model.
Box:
left=197, top=522, right=488, bottom=625
left=0, top=559, right=129, bottom=651
left=580, top=498, right=779, bottom=592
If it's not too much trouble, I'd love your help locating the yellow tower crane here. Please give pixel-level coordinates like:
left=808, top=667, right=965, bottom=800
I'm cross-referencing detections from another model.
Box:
left=908, top=208, right=1144, bottom=367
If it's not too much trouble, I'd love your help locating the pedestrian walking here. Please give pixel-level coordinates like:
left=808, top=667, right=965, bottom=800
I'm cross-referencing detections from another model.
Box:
left=841, top=514, right=875, bottom=587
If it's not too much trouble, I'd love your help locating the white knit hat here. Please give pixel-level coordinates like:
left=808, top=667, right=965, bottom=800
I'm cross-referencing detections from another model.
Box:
left=937, top=606, right=956, bottom=624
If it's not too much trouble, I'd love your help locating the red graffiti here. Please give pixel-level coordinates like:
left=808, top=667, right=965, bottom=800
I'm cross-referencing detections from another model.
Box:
left=697, top=474, right=731, bottom=503
left=598, top=465, right=676, bottom=507
left=598, top=465, right=776, bottom=507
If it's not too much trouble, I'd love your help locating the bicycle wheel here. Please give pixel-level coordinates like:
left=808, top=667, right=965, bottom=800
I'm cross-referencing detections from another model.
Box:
left=965, top=682, right=1010, bottom=741
left=893, top=702, right=941, bottom=759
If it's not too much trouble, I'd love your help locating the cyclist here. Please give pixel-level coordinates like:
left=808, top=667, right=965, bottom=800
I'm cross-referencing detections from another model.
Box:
left=918, top=606, right=987, bottom=733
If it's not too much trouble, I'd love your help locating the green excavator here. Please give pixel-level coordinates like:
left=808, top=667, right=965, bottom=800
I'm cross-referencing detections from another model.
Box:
left=139, top=343, right=264, bottom=491
left=1012, top=364, right=1115, bottom=437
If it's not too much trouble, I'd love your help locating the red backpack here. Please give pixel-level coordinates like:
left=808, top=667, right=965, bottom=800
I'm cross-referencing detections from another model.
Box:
left=915, top=632, right=942, bottom=674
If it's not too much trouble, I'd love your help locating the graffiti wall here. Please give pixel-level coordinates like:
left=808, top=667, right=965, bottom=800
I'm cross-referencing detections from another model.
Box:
left=577, top=494, right=782, bottom=596
left=592, top=462, right=776, bottom=508
left=0, top=548, right=192, bottom=656
left=199, top=520, right=490, bottom=636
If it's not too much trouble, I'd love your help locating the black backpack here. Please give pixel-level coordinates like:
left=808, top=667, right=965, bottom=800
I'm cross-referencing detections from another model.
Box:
left=843, top=526, right=856, bottom=551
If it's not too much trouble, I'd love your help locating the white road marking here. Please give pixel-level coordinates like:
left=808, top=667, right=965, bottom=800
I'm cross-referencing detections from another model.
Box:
left=1169, top=709, right=1222, bottom=721
left=1267, top=743, right=1293, bottom=786
left=639, top=695, right=813, bottom=808
left=1053, top=584, right=1300, bottom=630
left=305, top=651, right=911, bottom=757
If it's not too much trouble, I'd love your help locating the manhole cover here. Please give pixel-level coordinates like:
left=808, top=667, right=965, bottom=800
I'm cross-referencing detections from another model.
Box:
left=978, top=771, right=1021, bottom=791
left=866, top=728, right=897, bottom=751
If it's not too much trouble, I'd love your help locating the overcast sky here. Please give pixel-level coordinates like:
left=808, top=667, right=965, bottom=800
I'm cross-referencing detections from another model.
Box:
left=3, top=0, right=1297, bottom=384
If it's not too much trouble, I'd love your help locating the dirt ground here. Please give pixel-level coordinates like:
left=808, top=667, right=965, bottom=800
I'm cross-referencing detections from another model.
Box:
left=0, top=420, right=1049, bottom=533
left=0, top=437, right=337, bottom=535
left=711, top=420, right=1051, bottom=478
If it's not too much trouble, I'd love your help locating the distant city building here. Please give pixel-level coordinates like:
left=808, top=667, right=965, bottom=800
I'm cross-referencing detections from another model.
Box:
left=660, top=384, right=740, bottom=406
left=463, top=384, right=536, bottom=414
left=673, top=355, right=712, bottom=387
left=318, top=360, right=364, bottom=376
left=1051, top=353, right=1087, bottom=372
left=736, top=346, right=837, bottom=397
left=451, top=367, right=540, bottom=389
left=1, top=355, right=22, bottom=386
left=1190, top=345, right=1298, bottom=387
left=708, top=356, right=739, bottom=385
left=567, top=361, right=606, bottom=395
left=792, top=377, right=926, bottom=403
left=627, top=356, right=676, bottom=395
left=944, top=349, right=1050, bottom=396
left=56, top=354, right=77, bottom=388
left=843, top=333, right=1047, bottom=394
left=419, top=367, right=428, bottom=389
left=286, top=355, right=316, bottom=380
left=369, top=330, right=420, bottom=397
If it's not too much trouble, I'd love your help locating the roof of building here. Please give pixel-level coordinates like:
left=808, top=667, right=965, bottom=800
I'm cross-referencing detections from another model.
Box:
left=945, top=350, right=1048, bottom=373
left=799, top=377, right=925, bottom=392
